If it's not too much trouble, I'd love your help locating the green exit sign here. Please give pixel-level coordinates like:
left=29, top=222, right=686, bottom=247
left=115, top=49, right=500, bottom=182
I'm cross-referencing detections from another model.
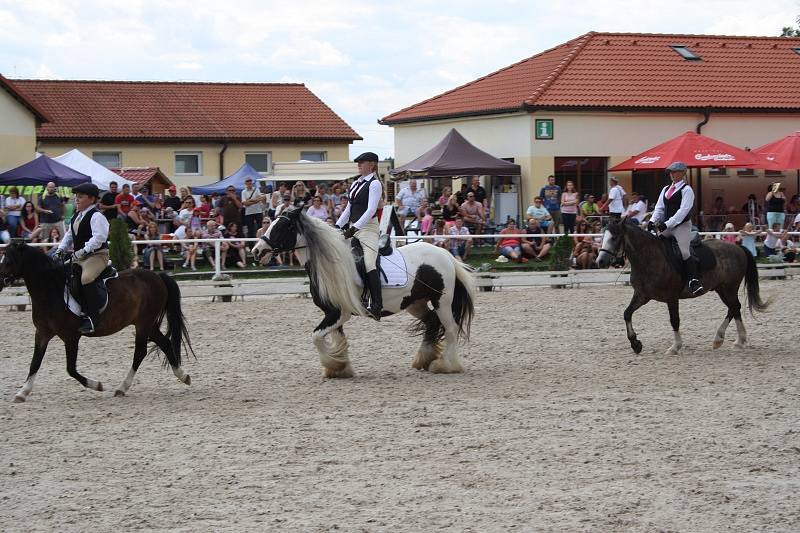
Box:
left=535, top=119, right=554, bottom=140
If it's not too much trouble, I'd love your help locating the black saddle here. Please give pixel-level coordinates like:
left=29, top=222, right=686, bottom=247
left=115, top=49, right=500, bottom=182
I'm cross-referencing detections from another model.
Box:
left=660, top=234, right=717, bottom=279
left=68, top=263, right=118, bottom=313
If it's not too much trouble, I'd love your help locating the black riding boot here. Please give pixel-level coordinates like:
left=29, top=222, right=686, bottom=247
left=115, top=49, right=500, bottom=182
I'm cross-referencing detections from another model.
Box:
left=684, top=258, right=704, bottom=295
left=366, top=269, right=382, bottom=321
left=79, top=283, right=103, bottom=334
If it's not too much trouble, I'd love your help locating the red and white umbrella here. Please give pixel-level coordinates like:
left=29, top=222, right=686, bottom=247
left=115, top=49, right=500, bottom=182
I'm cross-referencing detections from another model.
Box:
left=752, top=131, right=800, bottom=195
left=610, top=131, right=761, bottom=171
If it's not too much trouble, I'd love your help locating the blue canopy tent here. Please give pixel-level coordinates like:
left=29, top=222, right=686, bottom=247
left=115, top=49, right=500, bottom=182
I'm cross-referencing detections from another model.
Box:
left=190, top=163, right=270, bottom=194
left=0, top=155, right=91, bottom=187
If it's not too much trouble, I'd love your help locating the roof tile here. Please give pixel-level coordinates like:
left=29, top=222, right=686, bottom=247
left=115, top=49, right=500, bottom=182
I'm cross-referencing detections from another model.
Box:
left=381, top=32, right=800, bottom=124
left=11, top=80, right=360, bottom=141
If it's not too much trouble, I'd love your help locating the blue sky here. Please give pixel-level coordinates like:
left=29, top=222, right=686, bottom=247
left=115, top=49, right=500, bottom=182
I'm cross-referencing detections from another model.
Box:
left=1, top=0, right=797, bottom=159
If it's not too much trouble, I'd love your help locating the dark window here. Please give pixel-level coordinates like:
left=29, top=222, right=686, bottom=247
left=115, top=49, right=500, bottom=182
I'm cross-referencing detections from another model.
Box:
left=794, top=48, right=800, bottom=55
left=670, top=45, right=701, bottom=60
left=708, top=167, right=728, bottom=176
left=736, top=168, right=755, bottom=176
left=765, top=169, right=783, bottom=176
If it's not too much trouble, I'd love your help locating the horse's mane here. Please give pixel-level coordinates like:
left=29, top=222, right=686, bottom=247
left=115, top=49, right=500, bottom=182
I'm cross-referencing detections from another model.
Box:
left=295, top=212, right=365, bottom=316
left=10, top=244, right=68, bottom=314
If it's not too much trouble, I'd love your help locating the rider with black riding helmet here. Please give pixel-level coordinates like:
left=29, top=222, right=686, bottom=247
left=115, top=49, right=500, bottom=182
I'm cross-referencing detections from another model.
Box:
left=55, top=183, right=110, bottom=334
left=336, top=152, right=383, bottom=320
left=650, top=161, right=704, bottom=295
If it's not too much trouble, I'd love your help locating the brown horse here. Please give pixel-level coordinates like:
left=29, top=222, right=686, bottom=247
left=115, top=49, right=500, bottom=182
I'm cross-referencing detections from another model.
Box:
left=596, top=219, right=768, bottom=355
left=0, top=242, right=194, bottom=402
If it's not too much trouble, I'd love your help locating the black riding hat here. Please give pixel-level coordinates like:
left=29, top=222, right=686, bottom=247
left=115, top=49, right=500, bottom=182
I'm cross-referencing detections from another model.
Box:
left=72, top=183, right=100, bottom=198
left=354, top=152, right=379, bottom=163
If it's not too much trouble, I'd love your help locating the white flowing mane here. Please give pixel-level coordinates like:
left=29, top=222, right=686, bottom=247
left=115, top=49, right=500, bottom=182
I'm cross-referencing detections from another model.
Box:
left=296, top=212, right=365, bottom=316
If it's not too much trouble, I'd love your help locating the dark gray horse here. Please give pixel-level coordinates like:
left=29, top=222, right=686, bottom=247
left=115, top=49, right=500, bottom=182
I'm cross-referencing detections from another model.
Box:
left=596, top=220, right=768, bottom=355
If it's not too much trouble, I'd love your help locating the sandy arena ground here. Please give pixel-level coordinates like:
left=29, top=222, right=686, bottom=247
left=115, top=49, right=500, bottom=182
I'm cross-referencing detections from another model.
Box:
left=1, top=278, right=799, bottom=532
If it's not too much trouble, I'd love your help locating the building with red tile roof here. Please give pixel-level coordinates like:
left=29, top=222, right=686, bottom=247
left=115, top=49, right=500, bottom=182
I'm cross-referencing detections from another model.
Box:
left=382, top=32, right=800, bottom=220
left=111, top=167, right=173, bottom=194
left=5, top=79, right=360, bottom=186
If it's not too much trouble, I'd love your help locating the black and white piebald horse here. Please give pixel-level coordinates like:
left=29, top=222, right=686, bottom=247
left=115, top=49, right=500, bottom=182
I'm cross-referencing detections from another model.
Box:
left=252, top=207, right=476, bottom=378
left=597, top=219, right=768, bottom=355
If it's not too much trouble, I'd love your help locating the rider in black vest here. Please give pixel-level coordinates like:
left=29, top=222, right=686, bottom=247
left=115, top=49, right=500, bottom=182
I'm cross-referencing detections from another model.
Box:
left=55, top=183, right=111, bottom=334
left=336, top=152, right=383, bottom=320
left=650, top=161, right=704, bottom=295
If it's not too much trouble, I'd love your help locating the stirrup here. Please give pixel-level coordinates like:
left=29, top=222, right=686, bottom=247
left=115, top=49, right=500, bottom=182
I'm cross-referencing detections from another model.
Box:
left=366, top=305, right=381, bottom=321
left=688, top=279, right=704, bottom=295
left=78, top=317, right=96, bottom=334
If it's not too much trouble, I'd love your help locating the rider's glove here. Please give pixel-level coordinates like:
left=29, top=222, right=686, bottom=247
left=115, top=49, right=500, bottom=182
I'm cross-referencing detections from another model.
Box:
left=646, top=221, right=655, bottom=232
left=55, top=248, right=71, bottom=261
left=73, top=248, right=88, bottom=261
left=656, top=222, right=668, bottom=233
left=342, top=226, right=357, bottom=240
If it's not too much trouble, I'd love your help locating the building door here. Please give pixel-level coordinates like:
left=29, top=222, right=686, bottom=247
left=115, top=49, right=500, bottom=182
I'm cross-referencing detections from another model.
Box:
left=632, top=170, right=670, bottom=210
left=554, top=157, right=607, bottom=198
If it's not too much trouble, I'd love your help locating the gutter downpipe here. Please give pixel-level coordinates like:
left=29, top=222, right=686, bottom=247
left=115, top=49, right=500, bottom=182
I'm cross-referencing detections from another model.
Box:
left=219, top=141, right=228, bottom=179
left=694, top=109, right=711, bottom=223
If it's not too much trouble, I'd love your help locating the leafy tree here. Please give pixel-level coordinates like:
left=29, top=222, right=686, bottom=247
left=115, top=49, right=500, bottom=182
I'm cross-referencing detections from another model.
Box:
left=550, top=234, right=573, bottom=271
left=108, top=218, right=134, bottom=269
left=780, top=15, right=800, bottom=36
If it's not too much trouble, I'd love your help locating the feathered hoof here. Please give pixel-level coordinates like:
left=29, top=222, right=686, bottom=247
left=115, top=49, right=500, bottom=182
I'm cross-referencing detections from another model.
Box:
left=114, top=389, right=125, bottom=397
left=631, top=339, right=643, bottom=354
left=712, top=339, right=724, bottom=349
left=429, top=359, right=463, bottom=374
left=95, top=382, right=104, bottom=392
left=324, top=364, right=354, bottom=379
left=183, top=375, right=191, bottom=386
left=664, top=346, right=680, bottom=355
left=13, top=395, right=26, bottom=403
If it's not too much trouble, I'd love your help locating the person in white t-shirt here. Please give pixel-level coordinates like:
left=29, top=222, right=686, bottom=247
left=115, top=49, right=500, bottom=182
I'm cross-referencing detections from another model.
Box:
left=624, top=192, right=647, bottom=224
left=607, top=176, right=626, bottom=220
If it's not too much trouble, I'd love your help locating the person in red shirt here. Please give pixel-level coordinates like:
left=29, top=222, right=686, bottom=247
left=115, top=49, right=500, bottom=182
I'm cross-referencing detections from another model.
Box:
left=114, top=183, right=135, bottom=216
left=496, top=219, right=527, bottom=263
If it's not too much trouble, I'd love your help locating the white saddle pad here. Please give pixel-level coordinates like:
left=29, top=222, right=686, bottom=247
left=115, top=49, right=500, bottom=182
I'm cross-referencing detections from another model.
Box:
left=354, top=248, right=409, bottom=288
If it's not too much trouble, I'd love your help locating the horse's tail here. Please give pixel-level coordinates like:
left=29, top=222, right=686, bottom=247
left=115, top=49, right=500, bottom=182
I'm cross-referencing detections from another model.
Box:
left=451, top=259, right=476, bottom=341
left=159, top=273, right=195, bottom=367
left=741, top=246, right=768, bottom=315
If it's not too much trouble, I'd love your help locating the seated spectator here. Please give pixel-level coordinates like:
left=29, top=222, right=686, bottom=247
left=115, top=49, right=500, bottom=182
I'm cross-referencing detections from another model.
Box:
left=19, top=201, right=40, bottom=241
left=496, top=219, right=527, bottom=263
left=784, top=234, right=797, bottom=263
left=786, top=194, right=799, bottom=215
left=334, top=194, right=348, bottom=219
left=395, top=180, right=426, bottom=224
left=306, top=195, right=329, bottom=221
left=430, top=219, right=449, bottom=249
left=720, top=222, right=737, bottom=243
left=275, top=194, right=292, bottom=218
left=43, top=226, right=61, bottom=253
left=325, top=216, right=335, bottom=227
left=291, top=181, right=311, bottom=208
left=126, top=202, right=146, bottom=237
left=222, top=222, right=248, bottom=268
left=197, top=195, right=212, bottom=218
left=179, top=186, right=191, bottom=202
left=739, top=222, right=758, bottom=257
left=580, top=194, right=601, bottom=219
left=182, top=228, right=200, bottom=271
left=525, top=196, right=552, bottom=232
left=459, top=191, right=485, bottom=240
left=115, top=183, right=135, bottom=217
left=201, top=220, right=223, bottom=266
left=623, top=192, right=647, bottom=224
left=441, top=194, right=460, bottom=226
left=437, top=186, right=452, bottom=207
left=448, top=216, right=472, bottom=262
left=763, top=223, right=786, bottom=257
left=596, top=192, right=610, bottom=214
left=142, top=222, right=165, bottom=271
left=328, top=184, right=343, bottom=213
left=521, top=218, right=551, bottom=261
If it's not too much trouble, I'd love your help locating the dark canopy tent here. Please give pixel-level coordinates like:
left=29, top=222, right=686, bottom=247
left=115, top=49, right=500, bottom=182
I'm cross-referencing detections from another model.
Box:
left=0, top=156, right=91, bottom=187
left=190, top=163, right=268, bottom=194
left=390, top=128, right=521, bottom=179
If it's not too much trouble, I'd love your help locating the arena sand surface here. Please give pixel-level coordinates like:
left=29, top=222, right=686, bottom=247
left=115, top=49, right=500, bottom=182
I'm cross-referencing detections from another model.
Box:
left=1, top=279, right=799, bottom=532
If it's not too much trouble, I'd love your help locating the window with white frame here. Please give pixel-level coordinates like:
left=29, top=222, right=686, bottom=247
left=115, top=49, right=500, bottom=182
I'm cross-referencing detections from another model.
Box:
left=93, top=152, right=121, bottom=168
left=175, top=152, right=202, bottom=175
left=300, top=151, right=327, bottom=162
left=245, top=152, right=271, bottom=173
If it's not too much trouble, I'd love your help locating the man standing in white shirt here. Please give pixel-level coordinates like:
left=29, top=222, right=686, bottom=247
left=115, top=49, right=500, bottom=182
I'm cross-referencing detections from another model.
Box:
left=607, top=176, right=625, bottom=220
left=241, top=177, right=264, bottom=238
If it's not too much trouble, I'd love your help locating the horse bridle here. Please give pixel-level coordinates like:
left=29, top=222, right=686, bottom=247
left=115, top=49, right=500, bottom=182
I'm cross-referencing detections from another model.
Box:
left=259, top=214, right=308, bottom=254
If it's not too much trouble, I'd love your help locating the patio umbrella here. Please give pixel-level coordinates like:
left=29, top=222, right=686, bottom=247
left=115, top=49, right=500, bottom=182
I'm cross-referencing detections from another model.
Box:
left=609, top=131, right=760, bottom=171
left=751, top=131, right=800, bottom=196
left=609, top=131, right=763, bottom=212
